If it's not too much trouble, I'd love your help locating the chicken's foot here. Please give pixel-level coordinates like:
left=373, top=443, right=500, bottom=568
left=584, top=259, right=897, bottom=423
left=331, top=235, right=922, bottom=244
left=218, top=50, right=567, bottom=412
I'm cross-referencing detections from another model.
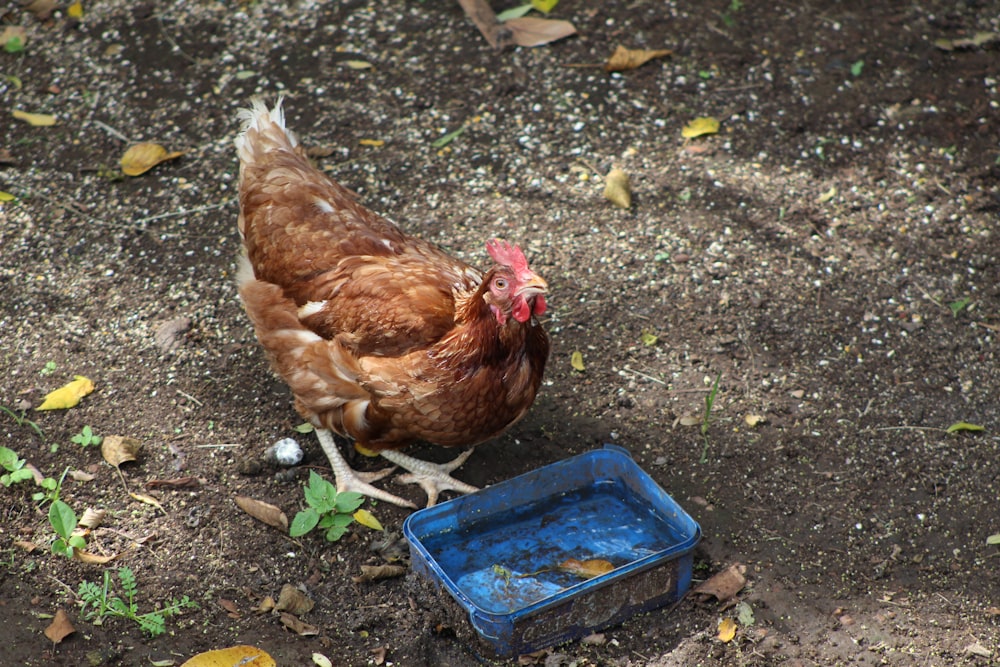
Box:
left=381, top=448, right=480, bottom=507
left=315, top=428, right=417, bottom=509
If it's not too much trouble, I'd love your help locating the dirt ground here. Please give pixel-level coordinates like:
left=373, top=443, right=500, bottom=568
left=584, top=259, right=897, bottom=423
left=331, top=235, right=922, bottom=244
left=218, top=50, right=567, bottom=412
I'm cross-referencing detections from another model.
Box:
left=2, top=0, right=1000, bottom=665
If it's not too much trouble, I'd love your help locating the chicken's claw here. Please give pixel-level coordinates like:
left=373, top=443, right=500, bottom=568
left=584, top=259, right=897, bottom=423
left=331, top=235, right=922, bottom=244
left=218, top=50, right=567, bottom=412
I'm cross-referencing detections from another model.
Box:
left=381, top=447, right=480, bottom=507
left=315, top=428, right=417, bottom=509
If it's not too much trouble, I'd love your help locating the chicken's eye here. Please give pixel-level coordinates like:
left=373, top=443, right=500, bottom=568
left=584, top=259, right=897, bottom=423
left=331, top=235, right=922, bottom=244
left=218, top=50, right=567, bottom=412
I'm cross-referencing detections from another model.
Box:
left=493, top=278, right=508, bottom=290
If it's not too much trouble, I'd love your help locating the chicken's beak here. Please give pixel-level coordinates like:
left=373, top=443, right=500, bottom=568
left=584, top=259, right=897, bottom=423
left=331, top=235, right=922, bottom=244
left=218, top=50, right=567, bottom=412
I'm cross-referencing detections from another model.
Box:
left=516, top=274, right=548, bottom=317
left=515, top=274, right=548, bottom=299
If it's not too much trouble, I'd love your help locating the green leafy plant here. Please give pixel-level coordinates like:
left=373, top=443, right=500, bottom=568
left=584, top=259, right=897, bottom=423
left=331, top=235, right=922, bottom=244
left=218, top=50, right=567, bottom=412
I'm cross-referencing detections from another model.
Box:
left=699, top=372, right=723, bottom=463
left=721, top=0, right=743, bottom=26
left=78, top=567, right=198, bottom=637
left=948, top=297, right=971, bottom=317
left=289, top=470, right=364, bottom=542
left=0, top=405, right=44, bottom=440
left=0, top=447, right=34, bottom=487
left=50, top=499, right=86, bottom=558
left=40, top=361, right=57, bottom=376
left=71, top=425, right=102, bottom=448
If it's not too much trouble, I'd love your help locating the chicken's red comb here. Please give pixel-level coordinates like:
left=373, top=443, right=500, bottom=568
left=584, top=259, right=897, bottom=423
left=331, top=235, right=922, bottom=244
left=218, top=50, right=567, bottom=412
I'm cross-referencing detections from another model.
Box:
left=486, top=238, right=529, bottom=273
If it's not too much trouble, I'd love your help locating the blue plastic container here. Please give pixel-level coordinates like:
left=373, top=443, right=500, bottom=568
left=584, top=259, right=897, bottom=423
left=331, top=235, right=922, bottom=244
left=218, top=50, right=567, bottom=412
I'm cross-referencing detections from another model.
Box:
left=403, top=445, right=701, bottom=656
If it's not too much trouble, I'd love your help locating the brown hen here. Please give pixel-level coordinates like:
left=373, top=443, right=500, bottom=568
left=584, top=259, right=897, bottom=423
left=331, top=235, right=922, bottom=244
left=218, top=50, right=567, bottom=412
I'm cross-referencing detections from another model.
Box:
left=234, top=99, right=550, bottom=507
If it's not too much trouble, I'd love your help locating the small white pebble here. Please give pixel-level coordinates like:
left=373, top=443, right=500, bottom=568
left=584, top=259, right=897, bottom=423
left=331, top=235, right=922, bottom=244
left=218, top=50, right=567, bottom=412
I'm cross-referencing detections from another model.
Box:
left=266, top=437, right=303, bottom=466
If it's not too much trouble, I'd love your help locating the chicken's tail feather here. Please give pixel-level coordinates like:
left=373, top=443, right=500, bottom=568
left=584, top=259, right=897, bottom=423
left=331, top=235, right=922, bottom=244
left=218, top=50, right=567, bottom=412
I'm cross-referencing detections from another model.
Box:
left=235, top=97, right=299, bottom=165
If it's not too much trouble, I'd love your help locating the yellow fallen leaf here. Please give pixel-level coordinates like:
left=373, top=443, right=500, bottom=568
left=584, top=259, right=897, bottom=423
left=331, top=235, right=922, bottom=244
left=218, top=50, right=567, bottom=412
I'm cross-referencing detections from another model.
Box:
left=570, top=350, right=585, bottom=372
left=604, top=167, right=631, bottom=209
left=605, top=45, right=673, bottom=72
left=718, top=617, right=737, bottom=642
left=744, top=414, right=765, bottom=427
left=817, top=186, right=837, bottom=204
left=531, top=0, right=559, bottom=13
left=558, top=558, right=614, bottom=578
left=353, top=508, right=383, bottom=531
left=0, top=191, right=15, bottom=202
left=67, top=1, right=83, bottom=18
left=13, top=109, right=57, bottom=127
left=682, top=117, right=720, bottom=139
left=180, top=645, right=276, bottom=667
left=358, top=138, right=384, bottom=147
left=36, top=376, right=94, bottom=410
left=120, top=142, right=185, bottom=176
left=130, top=492, right=165, bottom=513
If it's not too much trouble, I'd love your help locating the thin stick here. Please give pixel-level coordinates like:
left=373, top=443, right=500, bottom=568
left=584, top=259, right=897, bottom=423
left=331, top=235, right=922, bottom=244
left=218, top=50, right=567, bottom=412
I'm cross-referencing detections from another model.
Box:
left=621, top=365, right=666, bottom=385
left=90, top=119, right=131, bottom=143
left=176, top=390, right=203, bottom=407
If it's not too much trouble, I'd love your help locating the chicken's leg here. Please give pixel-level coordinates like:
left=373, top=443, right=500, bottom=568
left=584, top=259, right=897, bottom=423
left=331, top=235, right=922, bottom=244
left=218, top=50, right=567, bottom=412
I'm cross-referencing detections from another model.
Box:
left=380, top=448, right=480, bottom=507
left=315, top=428, right=417, bottom=509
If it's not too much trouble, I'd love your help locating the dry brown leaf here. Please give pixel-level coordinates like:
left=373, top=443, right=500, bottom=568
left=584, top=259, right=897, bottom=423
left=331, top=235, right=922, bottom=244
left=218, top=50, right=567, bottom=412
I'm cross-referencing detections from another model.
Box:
left=218, top=598, right=241, bottom=618
left=24, top=0, right=57, bottom=19
left=180, top=645, right=276, bottom=667
left=351, top=564, right=407, bottom=583
left=235, top=495, right=289, bottom=532
left=154, top=316, right=191, bottom=354
left=14, top=540, right=39, bottom=552
left=120, top=143, right=185, bottom=176
left=257, top=596, right=276, bottom=613
left=604, top=45, right=672, bottom=72
left=505, top=17, right=577, bottom=47
left=604, top=167, right=632, bottom=209
left=78, top=507, right=106, bottom=529
left=1, top=26, right=27, bottom=49
left=558, top=558, right=615, bottom=578
left=744, top=414, right=765, bottom=427
left=102, top=435, right=141, bottom=467
left=69, top=469, right=96, bottom=482
left=370, top=647, right=387, bottom=666
left=73, top=549, right=119, bottom=565
left=274, top=584, right=314, bottom=615
left=693, top=562, right=747, bottom=602
left=279, top=612, right=319, bottom=636
left=44, top=609, right=75, bottom=643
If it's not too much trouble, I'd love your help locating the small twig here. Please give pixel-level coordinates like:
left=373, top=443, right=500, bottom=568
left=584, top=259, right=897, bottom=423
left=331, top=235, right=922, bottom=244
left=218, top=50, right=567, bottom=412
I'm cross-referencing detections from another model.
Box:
left=913, top=283, right=946, bottom=310
left=48, top=576, right=77, bottom=598
left=175, top=390, right=203, bottom=407
left=194, top=444, right=241, bottom=449
left=621, top=365, right=666, bottom=385
left=90, top=119, right=131, bottom=143
left=872, top=426, right=945, bottom=433
left=131, top=201, right=232, bottom=226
